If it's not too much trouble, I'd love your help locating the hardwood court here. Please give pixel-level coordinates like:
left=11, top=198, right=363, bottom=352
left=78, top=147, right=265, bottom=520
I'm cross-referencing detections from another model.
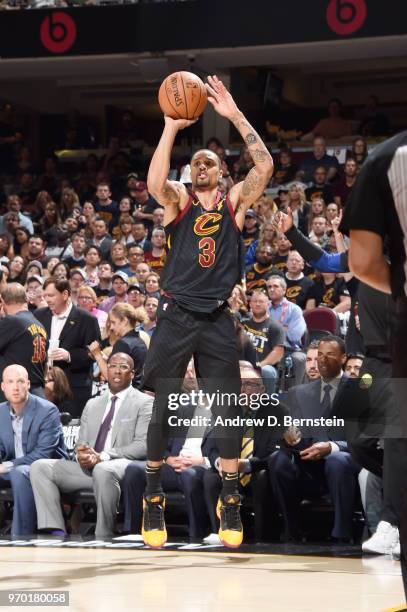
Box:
left=0, top=545, right=404, bottom=612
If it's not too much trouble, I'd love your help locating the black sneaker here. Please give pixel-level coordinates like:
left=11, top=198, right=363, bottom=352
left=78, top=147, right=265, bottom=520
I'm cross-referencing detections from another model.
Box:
left=142, top=494, right=167, bottom=549
left=217, top=494, right=243, bottom=548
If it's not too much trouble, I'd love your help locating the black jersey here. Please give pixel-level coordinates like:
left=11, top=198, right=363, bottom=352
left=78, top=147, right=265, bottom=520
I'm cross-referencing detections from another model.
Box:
left=161, top=193, right=240, bottom=313
left=0, top=310, right=47, bottom=387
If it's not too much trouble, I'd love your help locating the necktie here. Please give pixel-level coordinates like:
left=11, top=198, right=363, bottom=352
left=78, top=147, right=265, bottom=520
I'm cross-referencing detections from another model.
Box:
left=239, top=425, right=254, bottom=487
left=321, top=384, right=332, bottom=417
left=94, top=396, right=118, bottom=453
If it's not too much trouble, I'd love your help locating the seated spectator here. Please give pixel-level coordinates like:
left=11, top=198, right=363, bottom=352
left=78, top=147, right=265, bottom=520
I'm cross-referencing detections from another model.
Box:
left=30, top=353, right=152, bottom=539
left=26, top=275, right=46, bottom=312
left=122, top=360, right=209, bottom=542
left=94, top=261, right=112, bottom=302
left=332, top=158, right=358, bottom=207
left=114, top=215, right=135, bottom=246
left=13, top=227, right=30, bottom=260
left=284, top=251, right=314, bottom=309
left=2, top=212, right=20, bottom=244
left=245, top=220, right=277, bottom=267
left=298, top=136, right=340, bottom=183
left=89, top=304, right=147, bottom=388
left=350, top=137, right=368, bottom=169
left=110, top=242, right=131, bottom=274
left=309, top=216, right=328, bottom=247
left=118, top=196, right=134, bottom=217
left=1, top=195, right=34, bottom=236
left=271, top=233, right=292, bottom=273
left=0, top=233, right=13, bottom=260
left=127, top=284, right=145, bottom=310
left=272, top=148, right=298, bottom=186
left=140, top=295, right=158, bottom=337
left=60, top=187, right=80, bottom=219
left=344, top=353, right=364, bottom=378
left=135, top=263, right=151, bottom=292
left=77, top=285, right=108, bottom=337
left=306, top=272, right=351, bottom=313
left=144, top=272, right=161, bottom=299
left=31, top=191, right=52, bottom=223
left=90, top=218, right=112, bottom=260
left=253, top=196, right=278, bottom=225
left=305, top=167, right=334, bottom=204
left=245, top=243, right=275, bottom=294
left=99, top=271, right=129, bottom=313
left=228, top=284, right=248, bottom=318
left=131, top=221, right=151, bottom=252
left=266, top=275, right=307, bottom=385
left=26, top=235, right=46, bottom=264
left=83, top=245, right=101, bottom=288
left=203, top=361, right=287, bottom=541
left=150, top=207, right=165, bottom=237
left=304, top=341, right=320, bottom=381
left=26, top=260, right=43, bottom=279
left=38, top=202, right=63, bottom=248
left=132, top=180, right=160, bottom=232
left=78, top=201, right=96, bottom=237
left=0, top=365, right=67, bottom=536
left=243, top=290, right=285, bottom=394
left=302, top=98, right=352, bottom=141
left=242, top=210, right=259, bottom=248
left=44, top=366, right=74, bottom=413
left=269, top=336, right=361, bottom=542
left=7, top=256, right=25, bottom=284
left=69, top=268, right=86, bottom=305
left=233, top=314, right=258, bottom=366
left=144, top=227, right=167, bottom=275
left=93, top=182, right=118, bottom=231
left=51, top=262, right=69, bottom=282
left=359, top=95, right=390, bottom=137
left=285, top=183, right=310, bottom=235
left=63, top=233, right=86, bottom=270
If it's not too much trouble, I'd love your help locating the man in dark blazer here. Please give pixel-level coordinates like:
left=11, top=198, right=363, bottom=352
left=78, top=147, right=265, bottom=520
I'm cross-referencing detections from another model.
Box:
left=202, top=361, right=288, bottom=540
left=35, top=277, right=101, bottom=417
left=122, top=362, right=212, bottom=541
left=269, top=335, right=361, bottom=541
left=30, top=353, right=153, bottom=538
left=0, top=364, right=67, bottom=536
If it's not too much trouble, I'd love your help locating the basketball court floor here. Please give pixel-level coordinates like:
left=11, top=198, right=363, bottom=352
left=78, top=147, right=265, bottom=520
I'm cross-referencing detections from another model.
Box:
left=0, top=537, right=404, bottom=612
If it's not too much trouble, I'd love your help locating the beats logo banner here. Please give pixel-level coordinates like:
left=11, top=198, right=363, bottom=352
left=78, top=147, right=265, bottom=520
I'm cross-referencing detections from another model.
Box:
left=326, top=0, right=367, bottom=36
left=40, top=12, right=77, bottom=54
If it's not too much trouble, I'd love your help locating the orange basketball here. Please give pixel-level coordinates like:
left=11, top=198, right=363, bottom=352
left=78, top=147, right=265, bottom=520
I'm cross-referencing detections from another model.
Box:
left=158, top=71, right=207, bottom=120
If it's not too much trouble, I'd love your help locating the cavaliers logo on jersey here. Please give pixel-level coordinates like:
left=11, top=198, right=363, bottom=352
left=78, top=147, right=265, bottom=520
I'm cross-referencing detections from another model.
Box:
left=193, top=212, right=222, bottom=237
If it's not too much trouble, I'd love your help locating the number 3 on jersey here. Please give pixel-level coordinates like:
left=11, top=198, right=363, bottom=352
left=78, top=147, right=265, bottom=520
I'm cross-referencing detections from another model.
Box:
left=198, top=237, right=216, bottom=268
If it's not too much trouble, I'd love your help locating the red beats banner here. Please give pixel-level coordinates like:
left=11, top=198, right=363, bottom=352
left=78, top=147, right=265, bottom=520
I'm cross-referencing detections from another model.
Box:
left=326, top=0, right=367, bottom=36
left=40, top=12, right=77, bottom=54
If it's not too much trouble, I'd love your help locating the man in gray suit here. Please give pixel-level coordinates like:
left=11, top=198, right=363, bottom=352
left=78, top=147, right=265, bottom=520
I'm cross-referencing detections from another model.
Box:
left=0, top=364, right=67, bottom=536
left=30, top=352, right=153, bottom=538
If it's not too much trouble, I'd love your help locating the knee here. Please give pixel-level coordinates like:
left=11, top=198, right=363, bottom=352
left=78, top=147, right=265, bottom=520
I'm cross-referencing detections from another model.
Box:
left=261, top=365, right=277, bottom=379
left=29, top=460, right=49, bottom=481
left=324, top=452, right=351, bottom=475
left=180, top=469, right=201, bottom=493
left=92, top=462, right=117, bottom=484
left=9, top=464, right=31, bottom=485
left=123, top=461, right=146, bottom=486
left=268, top=450, right=291, bottom=475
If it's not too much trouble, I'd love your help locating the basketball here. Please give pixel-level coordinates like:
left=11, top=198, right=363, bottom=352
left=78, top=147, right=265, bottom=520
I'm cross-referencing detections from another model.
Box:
left=158, top=71, right=207, bottom=120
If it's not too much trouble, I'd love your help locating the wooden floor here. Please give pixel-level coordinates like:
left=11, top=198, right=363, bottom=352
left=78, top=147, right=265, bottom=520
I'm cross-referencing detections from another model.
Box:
left=0, top=546, right=404, bottom=612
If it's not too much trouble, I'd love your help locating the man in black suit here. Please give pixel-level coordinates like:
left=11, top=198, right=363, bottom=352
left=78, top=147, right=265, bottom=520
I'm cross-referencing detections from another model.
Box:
left=269, top=335, right=361, bottom=541
left=122, top=362, right=211, bottom=541
left=203, top=361, right=288, bottom=541
left=35, top=277, right=101, bottom=417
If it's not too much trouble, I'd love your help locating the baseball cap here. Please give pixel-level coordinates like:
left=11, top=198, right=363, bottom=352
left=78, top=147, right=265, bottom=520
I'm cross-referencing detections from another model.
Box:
left=26, top=275, right=44, bottom=286
left=134, top=181, right=147, bottom=191
left=26, top=260, right=43, bottom=272
left=112, top=271, right=129, bottom=284
left=245, top=209, right=257, bottom=219
left=70, top=268, right=86, bottom=280
left=127, top=283, right=143, bottom=294
left=127, top=172, right=138, bottom=181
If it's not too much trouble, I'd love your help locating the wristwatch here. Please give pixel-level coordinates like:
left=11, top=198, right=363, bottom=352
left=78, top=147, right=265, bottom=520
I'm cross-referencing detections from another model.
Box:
left=99, top=451, right=111, bottom=462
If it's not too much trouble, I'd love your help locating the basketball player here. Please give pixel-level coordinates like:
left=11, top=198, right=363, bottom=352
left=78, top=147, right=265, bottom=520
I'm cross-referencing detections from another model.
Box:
left=141, top=75, right=273, bottom=548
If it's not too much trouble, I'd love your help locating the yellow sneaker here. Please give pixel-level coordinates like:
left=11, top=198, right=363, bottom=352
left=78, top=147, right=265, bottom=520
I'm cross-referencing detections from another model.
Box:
left=142, top=494, right=167, bottom=549
left=217, top=494, right=243, bottom=548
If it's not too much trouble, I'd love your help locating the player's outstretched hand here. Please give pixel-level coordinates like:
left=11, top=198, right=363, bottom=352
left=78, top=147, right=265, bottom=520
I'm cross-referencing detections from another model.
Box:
left=205, top=75, right=239, bottom=120
left=164, top=116, right=198, bottom=130
left=272, top=208, right=294, bottom=234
